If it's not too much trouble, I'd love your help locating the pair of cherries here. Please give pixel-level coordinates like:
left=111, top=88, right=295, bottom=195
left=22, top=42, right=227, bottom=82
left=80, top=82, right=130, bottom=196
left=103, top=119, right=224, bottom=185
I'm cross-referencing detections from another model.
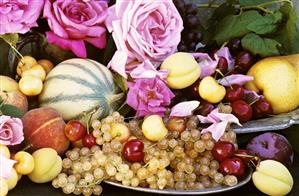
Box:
left=226, top=85, right=273, bottom=123
left=212, top=141, right=251, bottom=178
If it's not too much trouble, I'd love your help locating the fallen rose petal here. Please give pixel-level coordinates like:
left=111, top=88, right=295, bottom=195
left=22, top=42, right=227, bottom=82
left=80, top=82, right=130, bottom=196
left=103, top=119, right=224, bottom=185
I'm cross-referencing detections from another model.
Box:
left=216, top=47, right=235, bottom=71
left=201, top=121, right=228, bottom=141
left=192, top=53, right=219, bottom=78
left=130, top=60, right=168, bottom=79
left=197, top=114, right=219, bottom=124
left=244, top=89, right=264, bottom=103
left=0, top=154, right=16, bottom=179
left=210, top=109, right=242, bottom=126
left=108, top=50, right=128, bottom=78
left=218, top=74, right=254, bottom=87
left=170, top=101, right=200, bottom=117
left=46, top=32, right=87, bottom=58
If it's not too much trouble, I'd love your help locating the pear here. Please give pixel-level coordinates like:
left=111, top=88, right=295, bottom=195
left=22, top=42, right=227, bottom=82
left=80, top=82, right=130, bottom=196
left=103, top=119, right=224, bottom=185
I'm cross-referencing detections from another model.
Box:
left=246, top=55, right=299, bottom=114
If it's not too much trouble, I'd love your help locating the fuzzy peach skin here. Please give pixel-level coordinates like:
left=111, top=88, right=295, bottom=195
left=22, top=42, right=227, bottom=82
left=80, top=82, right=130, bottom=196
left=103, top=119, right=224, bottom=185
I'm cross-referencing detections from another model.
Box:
left=22, top=107, right=69, bottom=155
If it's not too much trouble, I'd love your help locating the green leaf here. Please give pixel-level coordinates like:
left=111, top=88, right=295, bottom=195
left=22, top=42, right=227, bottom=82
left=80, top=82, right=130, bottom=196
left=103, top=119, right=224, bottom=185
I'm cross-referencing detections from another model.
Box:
left=0, top=104, right=24, bottom=118
left=274, top=3, right=299, bottom=54
left=0, top=33, right=19, bottom=47
left=241, top=33, right=281, bottom=57
left=247, top=12, right=282, bottom=35
left=239, top=0, right=272, bottom=7
left=113, top=73, right=128, bottom=93
left=283, top=126, right=299, bottom=153
left=213, top=10, right=263, bottom=44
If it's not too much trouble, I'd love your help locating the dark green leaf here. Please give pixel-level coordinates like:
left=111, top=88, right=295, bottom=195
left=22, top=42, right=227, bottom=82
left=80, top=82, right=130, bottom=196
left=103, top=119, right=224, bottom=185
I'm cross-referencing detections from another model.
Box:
left=241, top=33, right=281, bottom=57
left=1, top=104, right=24, bottom=118
left=247, top=12, right=282, bottom=34
left=284, top=126, right=299, bottom=153
left=0, top=33, right=19, bottom=47
left=213, top=10, right=263, bottom=44
left=239, top=0, right=272, bottom=7
left=274, top=3, right=299, bottom=54
left=118, top=104, right=132, bottom=117
left=113, top=72, right=128, bottom=93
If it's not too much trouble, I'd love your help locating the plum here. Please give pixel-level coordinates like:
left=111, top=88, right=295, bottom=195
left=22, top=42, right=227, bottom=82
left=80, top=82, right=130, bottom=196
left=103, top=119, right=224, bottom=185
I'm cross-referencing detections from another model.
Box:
left=246, top=133, right=293, bottom=167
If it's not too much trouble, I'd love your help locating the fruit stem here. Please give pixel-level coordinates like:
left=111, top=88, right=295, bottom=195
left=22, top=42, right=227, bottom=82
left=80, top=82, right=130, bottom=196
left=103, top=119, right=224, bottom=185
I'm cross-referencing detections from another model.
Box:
left=85, top=109, right=97, bottom=134
left=215, top=69, right=232, bottom=89
left=21, top=144, right=33, bottom=152
left=197, top=3, right=220, bottom=8
left=239, top=0, right=292, bottom=14
left=2, top=39, right=24, bottom=60
left=249, top=98, right=259, bottom=106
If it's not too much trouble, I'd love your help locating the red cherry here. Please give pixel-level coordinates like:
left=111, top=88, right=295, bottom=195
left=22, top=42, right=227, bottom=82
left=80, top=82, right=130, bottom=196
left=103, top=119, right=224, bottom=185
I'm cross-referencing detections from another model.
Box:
left=212, top=141, right=235, bottom=162
left=64, top=120, right=87, bottom=142
left=219, top=157, right=245, bottom=178
left=122, top=139, right=144, bottom=162
left=225, top=85, right=244, bottom=102
left=217, top=57, right=228, bottom=75
left=231, top=100, right=253, bottom=123
left=194, top=100, right=215, bottom=116
left=234, top=149, right=251, bottom=165
left=234, top=51, right=254, bottom=73
left=82, top=134, right=96, bottom=148
left=253, top=99, right=273, bottom=119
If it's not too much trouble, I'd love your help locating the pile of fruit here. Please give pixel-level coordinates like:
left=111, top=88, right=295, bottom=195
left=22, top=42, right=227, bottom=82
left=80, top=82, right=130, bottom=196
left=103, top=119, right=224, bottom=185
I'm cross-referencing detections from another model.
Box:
left=0, top=0, right=299, bottom=196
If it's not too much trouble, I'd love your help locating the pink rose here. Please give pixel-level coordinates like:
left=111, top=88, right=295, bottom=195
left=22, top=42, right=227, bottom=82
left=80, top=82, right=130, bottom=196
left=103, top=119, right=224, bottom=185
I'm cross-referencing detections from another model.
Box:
left=105, top=0, right=183, bottom=78
left=0, top=0, right=45, bottom=34
left=0, top=115, right=24, bottom=146
left=127, top=77, right=175, bottom=117
left=43, top=0, right=108, bottom=58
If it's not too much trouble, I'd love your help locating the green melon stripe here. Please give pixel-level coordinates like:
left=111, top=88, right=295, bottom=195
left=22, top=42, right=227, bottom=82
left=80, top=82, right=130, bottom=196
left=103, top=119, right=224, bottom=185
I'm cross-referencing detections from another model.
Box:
left=85, top=59, right=113, bottom=91
left=73, top=102, right=109, bottom=120
left=41, top=94, right=106, bottom=105
left=45, top=75, right=103, bottom=94
left=62, top=62, right=110, bottom=92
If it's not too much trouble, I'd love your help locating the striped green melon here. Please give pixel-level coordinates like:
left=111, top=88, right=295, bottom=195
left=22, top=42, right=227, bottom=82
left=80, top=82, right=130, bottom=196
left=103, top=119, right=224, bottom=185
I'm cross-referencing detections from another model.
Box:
left=39, top=58, right=124, bottom=124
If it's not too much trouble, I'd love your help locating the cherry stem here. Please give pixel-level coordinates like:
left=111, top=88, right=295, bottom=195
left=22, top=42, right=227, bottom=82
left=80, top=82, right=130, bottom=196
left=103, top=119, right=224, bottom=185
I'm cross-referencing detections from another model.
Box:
left=215, top=69, right=232, bottom=90
left=249, top=98, right=260, bottom=106
left=21, top=144, right=33, bottom=152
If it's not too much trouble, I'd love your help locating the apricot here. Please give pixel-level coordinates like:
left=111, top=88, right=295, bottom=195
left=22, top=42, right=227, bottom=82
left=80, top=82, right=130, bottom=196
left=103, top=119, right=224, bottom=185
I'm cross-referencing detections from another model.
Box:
left=22, top=107, right=69, bottom=155
left=253, top=160, right=293, bottom=196
left=37, top=59, right=54, bottom=74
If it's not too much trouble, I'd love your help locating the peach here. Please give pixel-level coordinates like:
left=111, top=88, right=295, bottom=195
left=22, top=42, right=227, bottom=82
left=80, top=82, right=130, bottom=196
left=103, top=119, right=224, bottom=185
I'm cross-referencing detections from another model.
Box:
left=0, top=91, right=28, bottom=113
left=22, top=107, right=69, bottom=155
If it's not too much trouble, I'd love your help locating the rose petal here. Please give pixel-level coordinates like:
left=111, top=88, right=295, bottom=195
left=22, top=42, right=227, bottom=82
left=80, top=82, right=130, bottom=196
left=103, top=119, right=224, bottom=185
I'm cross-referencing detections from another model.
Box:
left=108, top=50, right=128, bottom=78
left=170, top=101, right=200, bottom=117
left=46, top=31, right=87, bottom=58
left=218, top=74, right=254, bottom=87
left=0, top=154, right=16, bottom=179
left=244, top=89, right=264, bottom=103
left=192, top=53, right=219, bottom=78
left=216, top=47, right=235, bottom=71
left=130, top=60, right=168, bottom=79
left=198, top=108, right=241, bottom=126
left=201, top=121, right=228, bottom=141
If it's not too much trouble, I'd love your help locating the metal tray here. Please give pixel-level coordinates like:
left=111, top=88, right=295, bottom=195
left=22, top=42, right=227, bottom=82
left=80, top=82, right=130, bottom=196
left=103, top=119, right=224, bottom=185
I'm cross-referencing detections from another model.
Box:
left=232, top=108, right=299, bottom=134
left=104, top=169, right=252, bottom=195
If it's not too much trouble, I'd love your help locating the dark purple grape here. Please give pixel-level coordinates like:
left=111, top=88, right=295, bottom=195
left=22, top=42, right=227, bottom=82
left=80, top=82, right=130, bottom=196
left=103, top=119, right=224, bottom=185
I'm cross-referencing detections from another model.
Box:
left=235, top=51, right=255, bottom=73
left=185, top=4, right=198, bottom=15
left=173, top=0, right=186, bottom=15
left=178, top=42, right=188, bottom=52
left=186, top=32, right=195, bottom=42
left=227, top=38, right=242, bottom=54
left=194, top=32, right=203, bottom=42
left=188, top=42, right=197, bottom=50
left=186, top=15, right=199, bottom=28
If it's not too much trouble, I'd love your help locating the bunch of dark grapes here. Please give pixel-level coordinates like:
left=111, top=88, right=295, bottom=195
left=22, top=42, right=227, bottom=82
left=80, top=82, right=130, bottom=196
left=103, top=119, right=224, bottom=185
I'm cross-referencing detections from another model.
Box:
left=174, top=0, right=203, bottom=52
